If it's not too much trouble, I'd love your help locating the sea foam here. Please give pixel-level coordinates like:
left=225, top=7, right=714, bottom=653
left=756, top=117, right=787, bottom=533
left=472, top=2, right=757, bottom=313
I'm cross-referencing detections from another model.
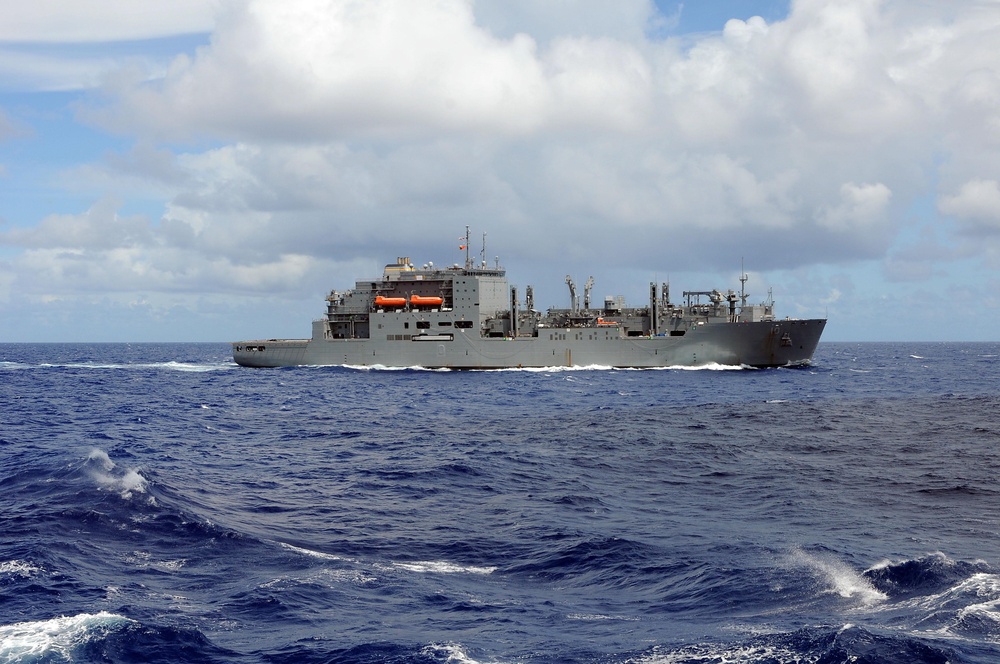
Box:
left=0, top=612, right=135, bottom=661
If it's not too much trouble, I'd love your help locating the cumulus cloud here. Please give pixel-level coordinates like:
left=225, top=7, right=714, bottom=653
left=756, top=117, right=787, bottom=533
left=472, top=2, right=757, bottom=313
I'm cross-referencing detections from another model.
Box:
left=0, top=195, right=335, bottom=300
left=4, top=0, right=1000, bottom=340
left=939, top=179, right=1000, bottom=233
left=5, top=198, right=154, bottom=250
left=90, top=0, right=548, bottom=140
left=817, top=182, right=892, bottom=233
left=46, top=5, right=997, bottom=250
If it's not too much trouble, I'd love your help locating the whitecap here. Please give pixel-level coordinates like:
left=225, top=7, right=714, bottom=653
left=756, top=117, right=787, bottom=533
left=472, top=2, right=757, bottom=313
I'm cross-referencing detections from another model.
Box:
left=0, top=612, right=136, bottom=661
left=393, top=560, right=497, bottom=575
left=632, top=642, right=815, bottom=664
left=567, top=613, right=639, bottom=621
left=87, top=448, right=115, bottom=472
left=903, top=570, right=1000, bottom=613
left=789, top=549, right=887, bottom=605
left=118, top=469, right=148, bottom=497
left=85, top=449, right=152, bottom=502
left=125, top=551, right=186, bottom=572
left=421, top=643, right=505, bottom=664
left=276, top=541, right=355, bottom=563
left=0, top=560, right=42, bottom=578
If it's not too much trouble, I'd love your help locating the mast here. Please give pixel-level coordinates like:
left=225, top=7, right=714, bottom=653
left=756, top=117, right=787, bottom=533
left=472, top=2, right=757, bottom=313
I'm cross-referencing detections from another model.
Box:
left=650, top=282, right=659, bottom=336
left=463, top=225, right=471, bottom=269
left=739, top=259, right=748, bottom=308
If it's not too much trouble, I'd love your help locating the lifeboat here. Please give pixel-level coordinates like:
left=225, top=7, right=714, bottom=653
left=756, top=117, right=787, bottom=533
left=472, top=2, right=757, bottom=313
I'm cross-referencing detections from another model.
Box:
left=596, top=317, right=619, bottom=326
left=375, top=295, right=407, bottom=308
left=410, top=295, right=444, bottom=307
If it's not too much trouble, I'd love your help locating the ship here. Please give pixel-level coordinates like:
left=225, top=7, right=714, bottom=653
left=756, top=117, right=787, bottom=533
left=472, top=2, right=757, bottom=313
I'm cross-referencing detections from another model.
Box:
left=232, top=229, right=826, bottom=369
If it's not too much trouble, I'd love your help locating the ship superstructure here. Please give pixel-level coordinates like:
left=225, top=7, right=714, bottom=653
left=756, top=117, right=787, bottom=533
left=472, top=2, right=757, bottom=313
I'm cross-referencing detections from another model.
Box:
left=233, top=230, right=825, bottom=369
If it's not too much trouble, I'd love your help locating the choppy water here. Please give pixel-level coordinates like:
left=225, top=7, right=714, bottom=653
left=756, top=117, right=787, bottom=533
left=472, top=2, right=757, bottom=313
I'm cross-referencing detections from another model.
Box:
left=2, top=342, right=1000, bottom=663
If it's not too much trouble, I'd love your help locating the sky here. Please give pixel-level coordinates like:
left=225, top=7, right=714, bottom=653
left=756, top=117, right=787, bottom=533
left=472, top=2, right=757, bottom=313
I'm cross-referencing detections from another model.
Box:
left=1, top=0, right=999, bottom=343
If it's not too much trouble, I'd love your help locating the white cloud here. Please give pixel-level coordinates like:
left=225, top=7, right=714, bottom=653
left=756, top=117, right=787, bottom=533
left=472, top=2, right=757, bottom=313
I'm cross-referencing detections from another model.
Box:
left=0, top=0, right=218, bottom=42
left=817, top=182, right=893, bottom=233
left=939, top=179, right=1000, bottom=233
left=0, top=48, right=124, bottom=92
left=48, top=1, right=1000, bottom=273
left=90, top=0, right=553, bottom=140
left=8, top=201, right=154, bottom=250
left=0, top=196, right=337, bottom=298
left=5, top=0, right=1000, bottom=340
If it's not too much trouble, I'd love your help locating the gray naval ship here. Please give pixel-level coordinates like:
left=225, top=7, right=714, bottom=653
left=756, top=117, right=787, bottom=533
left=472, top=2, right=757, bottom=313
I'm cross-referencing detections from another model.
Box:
left=233, top=231, right=826, bottom=369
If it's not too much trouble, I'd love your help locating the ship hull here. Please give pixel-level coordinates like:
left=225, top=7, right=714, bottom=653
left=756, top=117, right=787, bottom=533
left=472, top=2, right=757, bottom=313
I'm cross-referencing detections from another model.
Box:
left=233, top=318, right=825, bottom=369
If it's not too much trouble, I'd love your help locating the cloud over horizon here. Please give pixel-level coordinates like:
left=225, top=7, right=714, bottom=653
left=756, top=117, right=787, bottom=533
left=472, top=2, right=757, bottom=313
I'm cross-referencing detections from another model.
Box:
left=2, top=0, right=1000, bottom=341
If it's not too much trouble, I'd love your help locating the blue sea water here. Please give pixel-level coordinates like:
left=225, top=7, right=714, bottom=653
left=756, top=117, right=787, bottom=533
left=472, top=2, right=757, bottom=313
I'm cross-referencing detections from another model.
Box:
left=2, top=342, right=1000, bottom=663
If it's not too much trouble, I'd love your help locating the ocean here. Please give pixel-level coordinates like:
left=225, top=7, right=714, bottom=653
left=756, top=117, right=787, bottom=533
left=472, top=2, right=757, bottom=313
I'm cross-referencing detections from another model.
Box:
left=2, top=341, right=1000, bottom=663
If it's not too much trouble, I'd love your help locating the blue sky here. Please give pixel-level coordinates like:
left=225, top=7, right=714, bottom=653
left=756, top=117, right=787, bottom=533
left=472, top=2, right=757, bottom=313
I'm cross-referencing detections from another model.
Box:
left=1, top=0, right=999, bottom=342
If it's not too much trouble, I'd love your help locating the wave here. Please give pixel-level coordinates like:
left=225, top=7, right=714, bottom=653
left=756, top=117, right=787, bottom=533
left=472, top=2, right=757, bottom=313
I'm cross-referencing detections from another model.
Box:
left=390, top=560, right=497, bottom=575
left=274, top=542, right=496, bottom=583
left=567, top=613, right=639, bottom=622
left=420, top=643, right=503, bottom=664
left=84, top=449, right=153, bottom=504
left=33, top=360, right=233, bottom=372
left=0, top=560, right=42, bottom=579
left=917, top=572, right=1000, bottom=638
left=251, top=641, right=501, bottom=664
left=276, top=541, right=356, bottom=563
left=277, top=540, right=496, bottom=576
left=0, top=612, right=137, bottom=662
left=0, top=612, right=242, bottom=663
left=864, top=552, right=993, bottom=600
left=788, top=549, right=887, bottom=606
left=861, top=554, right=1000, bottom=640
left=636, top=624, right=955, bottom=664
